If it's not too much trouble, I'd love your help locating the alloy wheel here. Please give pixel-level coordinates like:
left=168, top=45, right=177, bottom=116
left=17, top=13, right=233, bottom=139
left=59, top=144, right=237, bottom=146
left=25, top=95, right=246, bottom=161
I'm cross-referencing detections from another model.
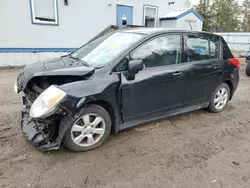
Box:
left=71, top=113, right=106, bottom=147
left=214, top=88, right=229, bottom=110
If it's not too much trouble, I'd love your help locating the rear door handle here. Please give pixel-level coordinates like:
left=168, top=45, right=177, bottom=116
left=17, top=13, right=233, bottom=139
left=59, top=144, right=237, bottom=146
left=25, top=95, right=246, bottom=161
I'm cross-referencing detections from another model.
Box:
left=173, top=71, right=184, bottom=77
left=213, top=64, right=220, bottom=69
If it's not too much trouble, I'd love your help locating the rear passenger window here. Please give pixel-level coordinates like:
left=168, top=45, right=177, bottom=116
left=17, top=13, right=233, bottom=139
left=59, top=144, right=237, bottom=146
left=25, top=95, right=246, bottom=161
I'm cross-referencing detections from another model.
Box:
left=186, top=34, right=220, bottom=62
left=131, top=35, right=181, bottom=68
left=186, top=35, right=210, bottom=62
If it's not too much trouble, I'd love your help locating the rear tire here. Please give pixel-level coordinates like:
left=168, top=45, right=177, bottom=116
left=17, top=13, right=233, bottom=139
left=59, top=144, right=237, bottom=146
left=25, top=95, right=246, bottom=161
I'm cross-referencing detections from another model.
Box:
left=63, top=104, right=112, bottom=152
left=207, top=83, right=230, bottom=113
left=246, top=60, right=250, bottom=76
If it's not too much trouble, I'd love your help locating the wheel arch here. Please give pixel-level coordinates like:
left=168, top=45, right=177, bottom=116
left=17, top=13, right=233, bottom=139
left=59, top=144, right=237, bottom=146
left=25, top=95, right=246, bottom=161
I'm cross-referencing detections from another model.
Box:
left=57, top=99, right=119, bottom=149
left=85, top=100, right=118, bottom=134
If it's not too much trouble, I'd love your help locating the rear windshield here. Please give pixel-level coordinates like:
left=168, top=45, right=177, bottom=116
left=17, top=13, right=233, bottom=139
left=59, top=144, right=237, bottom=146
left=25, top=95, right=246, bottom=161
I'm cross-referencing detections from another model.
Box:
left=71, top=32, right=144, bottom=67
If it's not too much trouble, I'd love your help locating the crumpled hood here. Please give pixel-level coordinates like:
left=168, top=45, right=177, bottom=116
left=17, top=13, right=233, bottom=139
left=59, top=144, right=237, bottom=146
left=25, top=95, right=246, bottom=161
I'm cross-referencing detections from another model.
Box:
left=16, top=56, right=95, bottom=92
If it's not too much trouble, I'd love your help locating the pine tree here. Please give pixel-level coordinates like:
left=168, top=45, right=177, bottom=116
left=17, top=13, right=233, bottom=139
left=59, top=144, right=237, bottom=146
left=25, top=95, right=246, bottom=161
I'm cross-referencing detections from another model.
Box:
left=242, top=0, right=250, bottom=32
left=195, top=0, right=241, bottom=32
left=195, top=0, right=212, bottom=31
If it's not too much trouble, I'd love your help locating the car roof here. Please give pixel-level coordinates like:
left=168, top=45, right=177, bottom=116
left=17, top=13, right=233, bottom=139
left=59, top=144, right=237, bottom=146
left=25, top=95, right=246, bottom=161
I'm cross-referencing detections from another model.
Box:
left=121, top=27, right=219, bottom=37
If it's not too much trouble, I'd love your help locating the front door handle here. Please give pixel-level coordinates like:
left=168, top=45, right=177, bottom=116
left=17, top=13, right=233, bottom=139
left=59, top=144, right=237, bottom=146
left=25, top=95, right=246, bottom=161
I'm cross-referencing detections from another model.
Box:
left=173, top=71, right=184, bottom=77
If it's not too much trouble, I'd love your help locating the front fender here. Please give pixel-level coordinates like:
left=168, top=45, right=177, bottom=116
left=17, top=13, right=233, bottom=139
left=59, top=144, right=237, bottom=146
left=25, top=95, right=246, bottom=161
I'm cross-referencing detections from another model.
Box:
left=56, top=74, right=121, bottom=145
left=59, top=74, right=120, bottom=113
left=59, top=74, right=119, bottom=98
left=58, top=74, right=120, bottom=113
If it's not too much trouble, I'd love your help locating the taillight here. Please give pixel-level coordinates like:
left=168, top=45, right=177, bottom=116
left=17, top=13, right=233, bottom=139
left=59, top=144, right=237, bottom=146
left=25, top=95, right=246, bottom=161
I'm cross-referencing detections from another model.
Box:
left=228, top=58, right=240, bottom=68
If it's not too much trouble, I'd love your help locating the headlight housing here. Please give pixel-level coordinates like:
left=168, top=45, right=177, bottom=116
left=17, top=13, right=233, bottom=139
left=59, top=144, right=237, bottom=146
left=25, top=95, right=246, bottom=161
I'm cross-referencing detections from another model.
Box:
left=29, top=85, right=67, bottom=118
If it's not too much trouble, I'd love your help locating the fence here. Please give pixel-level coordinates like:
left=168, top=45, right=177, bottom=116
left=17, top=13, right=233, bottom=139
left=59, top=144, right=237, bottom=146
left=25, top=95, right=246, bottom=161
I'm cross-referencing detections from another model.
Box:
left=215, top=32, right=250, bottom=52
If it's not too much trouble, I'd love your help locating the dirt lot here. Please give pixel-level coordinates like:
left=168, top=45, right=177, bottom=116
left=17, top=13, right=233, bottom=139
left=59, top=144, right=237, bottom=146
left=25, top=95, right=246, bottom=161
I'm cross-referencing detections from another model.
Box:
left=1, top=67, right=250, bottom=188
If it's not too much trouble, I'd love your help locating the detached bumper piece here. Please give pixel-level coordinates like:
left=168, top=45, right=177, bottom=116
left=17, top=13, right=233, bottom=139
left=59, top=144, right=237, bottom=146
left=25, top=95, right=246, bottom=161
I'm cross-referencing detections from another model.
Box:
left=21, top=109, right=60, bottom=151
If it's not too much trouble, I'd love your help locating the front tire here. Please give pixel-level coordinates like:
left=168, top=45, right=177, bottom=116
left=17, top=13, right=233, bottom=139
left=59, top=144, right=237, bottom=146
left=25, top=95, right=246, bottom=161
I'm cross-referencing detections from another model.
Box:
left=207, top=83, right=230, bottom=113
left=63, top=104, right=112, bottom=152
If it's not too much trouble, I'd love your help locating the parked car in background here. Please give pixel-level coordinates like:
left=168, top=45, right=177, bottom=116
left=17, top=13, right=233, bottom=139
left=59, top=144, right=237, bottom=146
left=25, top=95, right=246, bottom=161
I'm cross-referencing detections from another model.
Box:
left=241, top=51, right=250, bottom=76
left=245, top=61, right=250, bottom=76
left=239, top=51, right=250, bottom=59
left=15, top=28, right=240, bottom=152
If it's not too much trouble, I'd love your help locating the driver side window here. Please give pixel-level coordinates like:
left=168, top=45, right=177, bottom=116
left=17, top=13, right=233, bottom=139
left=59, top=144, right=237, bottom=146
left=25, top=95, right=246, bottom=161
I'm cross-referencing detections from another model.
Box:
left=131, top=35, right=181, bottom=68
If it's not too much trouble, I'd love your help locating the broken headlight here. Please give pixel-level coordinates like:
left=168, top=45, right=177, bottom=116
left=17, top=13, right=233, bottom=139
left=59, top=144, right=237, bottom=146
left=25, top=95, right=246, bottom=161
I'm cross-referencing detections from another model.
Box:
left=29, top=85, right=67, bottom=118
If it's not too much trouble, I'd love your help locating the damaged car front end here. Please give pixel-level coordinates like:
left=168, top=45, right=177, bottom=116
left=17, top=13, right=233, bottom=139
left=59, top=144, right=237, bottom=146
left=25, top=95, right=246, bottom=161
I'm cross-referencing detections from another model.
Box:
left=21, top=85, right=67, bottom=150
left=16, top=64, right=120, bottom=151
left=15, top=57, right=97, bottom=150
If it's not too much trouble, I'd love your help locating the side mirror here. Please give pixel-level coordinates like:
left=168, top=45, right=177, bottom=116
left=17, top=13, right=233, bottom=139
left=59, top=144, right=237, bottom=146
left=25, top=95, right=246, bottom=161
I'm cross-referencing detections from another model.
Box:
left=126, top=59, right=143, bottom=80
left=128, top=59, right=143, bottom=74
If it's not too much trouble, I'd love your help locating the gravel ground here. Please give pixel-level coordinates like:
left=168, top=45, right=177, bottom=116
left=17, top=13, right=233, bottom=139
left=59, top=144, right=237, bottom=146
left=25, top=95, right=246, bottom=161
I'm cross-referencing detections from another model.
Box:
left=1, top=67, right=250, bottom=188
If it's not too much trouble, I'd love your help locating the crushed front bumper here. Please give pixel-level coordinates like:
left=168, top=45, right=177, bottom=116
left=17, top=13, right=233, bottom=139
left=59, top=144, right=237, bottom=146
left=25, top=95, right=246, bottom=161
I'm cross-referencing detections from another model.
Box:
left=21, top=97, right=61, bottom=151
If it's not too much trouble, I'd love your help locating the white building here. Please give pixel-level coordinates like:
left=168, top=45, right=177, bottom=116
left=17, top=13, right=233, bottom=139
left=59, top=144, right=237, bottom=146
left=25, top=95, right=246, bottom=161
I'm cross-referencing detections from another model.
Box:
left=0, top=0, right=189, bottom=66
left=160, top=8, right=204, bottom=31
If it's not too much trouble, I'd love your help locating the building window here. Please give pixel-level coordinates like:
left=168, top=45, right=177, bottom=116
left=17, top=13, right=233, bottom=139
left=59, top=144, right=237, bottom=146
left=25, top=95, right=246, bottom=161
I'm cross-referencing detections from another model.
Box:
left=30, top=0, right=58, bottom=25
left=143, top=5, right=158, bottom=27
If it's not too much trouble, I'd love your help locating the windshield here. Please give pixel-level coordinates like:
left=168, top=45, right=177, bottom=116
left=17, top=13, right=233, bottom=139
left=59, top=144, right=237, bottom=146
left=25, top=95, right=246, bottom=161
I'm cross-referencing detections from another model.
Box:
left=70, top=32, right=144, bottom=67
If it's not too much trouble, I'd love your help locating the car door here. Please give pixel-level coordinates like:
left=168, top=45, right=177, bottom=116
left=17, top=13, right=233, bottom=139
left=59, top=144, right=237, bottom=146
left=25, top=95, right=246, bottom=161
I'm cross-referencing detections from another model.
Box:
left=120, top=34, right=187, bottom=123
left=183, top=33, right=223, bottom=106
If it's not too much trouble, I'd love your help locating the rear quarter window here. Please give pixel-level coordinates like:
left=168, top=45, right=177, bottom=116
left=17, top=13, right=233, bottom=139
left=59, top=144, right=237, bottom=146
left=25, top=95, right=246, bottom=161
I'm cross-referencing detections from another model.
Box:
left=221, top=37, right=234, bottom=59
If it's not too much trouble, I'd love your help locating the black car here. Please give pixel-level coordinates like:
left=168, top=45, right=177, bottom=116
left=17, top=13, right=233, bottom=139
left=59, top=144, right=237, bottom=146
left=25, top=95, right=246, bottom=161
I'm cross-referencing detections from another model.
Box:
left=15, top=28, right=240, bottom=152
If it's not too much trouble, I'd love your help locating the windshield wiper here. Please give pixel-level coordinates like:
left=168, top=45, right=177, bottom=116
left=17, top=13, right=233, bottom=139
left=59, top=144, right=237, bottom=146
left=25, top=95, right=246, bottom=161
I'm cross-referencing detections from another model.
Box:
left=68, top=55, right=90, bottom=67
